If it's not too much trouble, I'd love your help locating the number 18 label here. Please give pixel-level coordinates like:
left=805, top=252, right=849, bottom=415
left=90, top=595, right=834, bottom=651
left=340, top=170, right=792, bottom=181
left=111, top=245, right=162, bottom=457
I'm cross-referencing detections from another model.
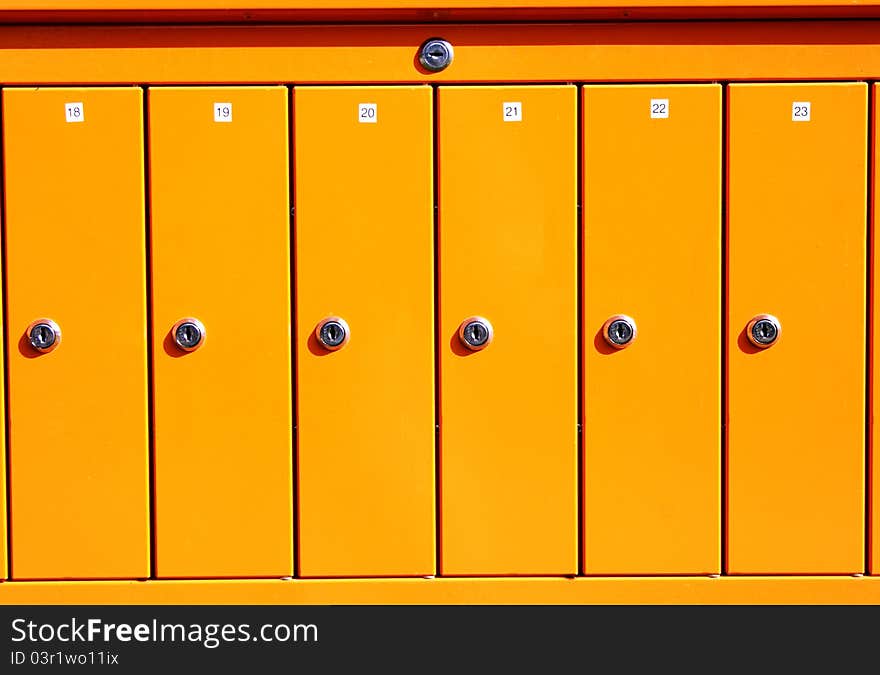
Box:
left=65, top=102, right=84, bottom=123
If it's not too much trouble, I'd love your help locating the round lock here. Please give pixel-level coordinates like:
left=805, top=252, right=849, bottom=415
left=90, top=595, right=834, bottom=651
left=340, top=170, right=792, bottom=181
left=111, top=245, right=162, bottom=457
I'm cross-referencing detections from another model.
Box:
left=27, top=318, right=61, bottom=353
left=172, top=317, right=205, bottom=352
left=418, top=38, right=454, bottom=72
left=602, top=315, right=637, bottom=349
left=316, top=316, right=350, bottom=351
left=747, top=314, right=781, bottom=349
left=458, top=316, right=493, bottom=351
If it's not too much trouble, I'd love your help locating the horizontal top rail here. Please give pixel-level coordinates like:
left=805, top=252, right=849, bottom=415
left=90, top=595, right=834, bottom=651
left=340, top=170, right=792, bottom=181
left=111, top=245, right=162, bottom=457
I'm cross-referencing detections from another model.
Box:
left=4, top=1, right=880, bottom=24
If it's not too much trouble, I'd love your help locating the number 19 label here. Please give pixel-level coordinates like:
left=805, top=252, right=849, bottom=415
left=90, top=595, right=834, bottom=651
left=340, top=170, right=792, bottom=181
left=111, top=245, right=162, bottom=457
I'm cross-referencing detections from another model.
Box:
left=214, top=103, right=232, bottom=122
left=65, top=102, right=84, bottom=123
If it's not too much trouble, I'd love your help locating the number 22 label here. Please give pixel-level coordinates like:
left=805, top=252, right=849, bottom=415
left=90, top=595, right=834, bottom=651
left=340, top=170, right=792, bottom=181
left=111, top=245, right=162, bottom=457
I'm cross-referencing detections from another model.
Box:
left=650, top=99, right=669, bottom=119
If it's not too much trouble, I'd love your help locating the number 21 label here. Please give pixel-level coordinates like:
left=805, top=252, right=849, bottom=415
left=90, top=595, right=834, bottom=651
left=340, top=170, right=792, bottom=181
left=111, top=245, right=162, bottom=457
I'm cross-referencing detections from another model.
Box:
left=503, top=102, right=522, bottom=122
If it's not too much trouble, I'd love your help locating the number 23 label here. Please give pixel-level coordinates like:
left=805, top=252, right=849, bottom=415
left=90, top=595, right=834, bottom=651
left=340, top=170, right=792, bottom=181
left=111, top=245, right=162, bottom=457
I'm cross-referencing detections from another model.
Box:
left=792, top=102, right=811, bottom=122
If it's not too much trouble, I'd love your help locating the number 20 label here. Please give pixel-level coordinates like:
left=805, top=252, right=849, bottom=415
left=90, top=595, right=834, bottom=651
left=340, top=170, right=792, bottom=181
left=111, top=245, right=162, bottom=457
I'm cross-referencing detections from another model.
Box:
left=65, top=103, right=84, bottom=123
left=792, top=102, right=811, bottom=122
left=358, top=103, right=377, bottom=123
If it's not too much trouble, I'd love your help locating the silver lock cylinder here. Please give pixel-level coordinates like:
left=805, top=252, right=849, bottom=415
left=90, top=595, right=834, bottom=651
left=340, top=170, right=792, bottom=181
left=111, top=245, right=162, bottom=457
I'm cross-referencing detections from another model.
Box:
left=747, top=314, right=781, bottom=348
left=419, top=38, right=454, bottom=72
left=602, top=314, right=637, bottom=349
left=458, top=316, right=493, bottom=351
left=316, top=316, right=350, bottom=351
left=172, top=317, right=206, bottom=352
left=27, top=318, right=61, bottom=353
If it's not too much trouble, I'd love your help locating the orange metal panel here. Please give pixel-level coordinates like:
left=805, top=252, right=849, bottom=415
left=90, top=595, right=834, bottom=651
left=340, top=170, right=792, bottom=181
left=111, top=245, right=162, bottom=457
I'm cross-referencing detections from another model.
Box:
left=150, top=86, right=292, bottom=578
left=439, top=85, right=577, bottom=575
left=3, top=87, right=149, bottom=580
left=0, top=253, right=3, bottom=581
left=294, top=86, right=435, bottom=578
left=727, top=83, right=866, bottom=574
left=873, top=83, right=879, bottom=577
left=1, top=24, right=880, bottom=84
left=582, top=84, right=721, bottom=575
left=1, top=576, right=880, bottom=605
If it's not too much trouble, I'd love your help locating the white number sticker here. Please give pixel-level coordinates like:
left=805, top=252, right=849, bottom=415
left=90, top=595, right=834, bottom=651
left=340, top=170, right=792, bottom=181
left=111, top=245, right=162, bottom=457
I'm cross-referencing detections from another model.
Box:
left=65, top=102, right=84, bottom=123
left=214, top=103, right=233, bottom=122
left=358, top=103, right=377, bottom=123
left=503, top=102, right=522, bottom=122
left=792, top=101, right=811, bottom=122
left=650, top=98, right=669, bottom=119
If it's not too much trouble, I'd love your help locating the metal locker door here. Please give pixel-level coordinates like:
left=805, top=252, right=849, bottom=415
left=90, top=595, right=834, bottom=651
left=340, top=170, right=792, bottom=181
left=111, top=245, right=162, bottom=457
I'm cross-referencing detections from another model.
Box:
left=874, top=83, right=880, bottom=577
left=4, top=87, right=149, bottom=579
left=582, top=84, right=722, bottom=574
left=150, top=87, right=293, bottom=578
left=439, top=85, right=578, bottom=575
left=728, top=83, right=866, bottom=574
left=295, top=86, right=435, bottom=577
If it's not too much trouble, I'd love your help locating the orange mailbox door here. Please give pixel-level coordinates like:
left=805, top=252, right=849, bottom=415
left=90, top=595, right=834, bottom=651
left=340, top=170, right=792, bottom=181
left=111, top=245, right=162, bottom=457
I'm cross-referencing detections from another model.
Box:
left=150, top=87, right=292, bottom=578
left=295, top=86, right=435, bottom=577
left=875, top=84, right=880, bottom=576
left=728, top=83, right=866, bottom=574
left=439, top=86, right=578, bottom=575
left=582, top=85, right=721, bottom=574
left=4, top=87, right=149, bottom=579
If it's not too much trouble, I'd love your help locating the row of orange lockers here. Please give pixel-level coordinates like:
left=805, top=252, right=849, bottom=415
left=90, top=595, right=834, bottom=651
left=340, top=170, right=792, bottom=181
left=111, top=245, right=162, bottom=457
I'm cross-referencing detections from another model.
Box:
left=0, top=81, right=872, bottom=581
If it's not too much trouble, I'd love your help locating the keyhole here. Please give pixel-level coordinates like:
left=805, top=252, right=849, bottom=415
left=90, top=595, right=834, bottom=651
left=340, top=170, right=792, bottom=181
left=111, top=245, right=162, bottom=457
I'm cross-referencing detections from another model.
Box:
left=466, top=322, right=487, bottom=346
left=35, top=326, right=51, bottom=346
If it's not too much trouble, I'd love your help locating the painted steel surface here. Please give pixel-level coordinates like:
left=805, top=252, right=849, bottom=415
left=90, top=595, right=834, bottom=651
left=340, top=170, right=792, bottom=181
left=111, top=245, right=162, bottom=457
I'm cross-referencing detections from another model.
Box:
left=295, top=86, right=435, bottom=577
left=150, top=86, right=293, bottom=578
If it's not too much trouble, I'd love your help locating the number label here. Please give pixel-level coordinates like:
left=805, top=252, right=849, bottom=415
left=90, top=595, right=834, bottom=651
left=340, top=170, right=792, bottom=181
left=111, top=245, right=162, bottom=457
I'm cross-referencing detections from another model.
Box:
left=65, top=102, right=84, bottom=123
left=358, top=103, right=377, bottom=123
left=650, top=98, right=669, bottom=119
left=503, top=102, right=522, bottom=122
left=214, top=103, right=233, bottom=122
left=792, top=101, right=811, bottom=122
